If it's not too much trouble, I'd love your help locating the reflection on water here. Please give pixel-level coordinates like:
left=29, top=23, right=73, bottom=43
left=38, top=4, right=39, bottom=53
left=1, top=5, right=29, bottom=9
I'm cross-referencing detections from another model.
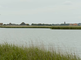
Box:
left=0, top=28, right=81, bottom=57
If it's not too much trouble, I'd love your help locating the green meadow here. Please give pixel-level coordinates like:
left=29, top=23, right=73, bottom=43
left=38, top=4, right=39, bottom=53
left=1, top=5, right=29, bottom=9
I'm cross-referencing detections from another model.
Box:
left=0, top=43, right=80, bottom=60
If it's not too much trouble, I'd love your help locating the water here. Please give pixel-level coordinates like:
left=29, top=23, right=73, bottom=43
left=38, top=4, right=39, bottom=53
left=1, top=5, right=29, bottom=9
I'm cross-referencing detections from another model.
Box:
left=0, top=28, right=81, bottom=57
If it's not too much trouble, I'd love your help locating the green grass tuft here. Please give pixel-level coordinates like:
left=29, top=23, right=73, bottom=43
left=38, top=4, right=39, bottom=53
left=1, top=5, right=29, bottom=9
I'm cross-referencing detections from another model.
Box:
left=0, top=43, right=80, bottom=60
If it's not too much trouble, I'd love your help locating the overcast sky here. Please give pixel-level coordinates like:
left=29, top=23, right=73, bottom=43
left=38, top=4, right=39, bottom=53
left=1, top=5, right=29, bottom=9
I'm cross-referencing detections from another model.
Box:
left=0, top=0, right=81, bottom=24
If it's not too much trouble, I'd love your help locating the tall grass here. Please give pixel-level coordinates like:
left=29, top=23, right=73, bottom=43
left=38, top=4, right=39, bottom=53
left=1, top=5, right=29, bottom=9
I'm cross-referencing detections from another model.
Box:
left=51, top=26, right=81, bottom=29
left=0, top=43, right=80, bottom=60
left=1, top=25, right=81, bottom=30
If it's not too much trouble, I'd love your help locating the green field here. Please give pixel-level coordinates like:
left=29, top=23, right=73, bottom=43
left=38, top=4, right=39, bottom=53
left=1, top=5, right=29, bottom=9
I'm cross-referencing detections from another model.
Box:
left=0, top=43, right=80, bottom=60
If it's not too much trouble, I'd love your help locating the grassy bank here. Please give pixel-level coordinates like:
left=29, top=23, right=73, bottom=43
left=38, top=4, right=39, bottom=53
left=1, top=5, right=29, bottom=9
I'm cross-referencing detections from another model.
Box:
left=51, top=26, right=81, bottom=29
left=0, top=26, right=51, bottom=28
left=1, top=25, right=81, bottom=30
left=0, top=43, right=80, bottom=60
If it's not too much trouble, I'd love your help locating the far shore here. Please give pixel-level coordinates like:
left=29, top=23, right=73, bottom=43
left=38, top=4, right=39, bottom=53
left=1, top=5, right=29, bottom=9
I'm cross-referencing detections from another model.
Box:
left=0, top=25, right=81, bottom=29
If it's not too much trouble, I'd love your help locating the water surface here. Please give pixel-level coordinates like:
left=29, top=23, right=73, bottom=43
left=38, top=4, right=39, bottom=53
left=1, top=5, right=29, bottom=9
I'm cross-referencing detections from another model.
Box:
left=0, top=28, right=81, bottom=56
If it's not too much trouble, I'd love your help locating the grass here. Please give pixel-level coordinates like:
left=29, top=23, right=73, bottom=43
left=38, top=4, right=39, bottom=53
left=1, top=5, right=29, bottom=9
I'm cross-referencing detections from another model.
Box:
left=51, top=26, right=81, bottom=29
left=0, top=25, right=51, bottom=28
left=1, top=25, right=81, bottom=30
left=0, top=43, right=80, bottom=60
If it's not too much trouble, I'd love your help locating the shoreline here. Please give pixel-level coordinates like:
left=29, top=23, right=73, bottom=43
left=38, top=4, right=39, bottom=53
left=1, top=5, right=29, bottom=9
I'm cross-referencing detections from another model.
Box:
left=0, top=25, right=81, bottom=29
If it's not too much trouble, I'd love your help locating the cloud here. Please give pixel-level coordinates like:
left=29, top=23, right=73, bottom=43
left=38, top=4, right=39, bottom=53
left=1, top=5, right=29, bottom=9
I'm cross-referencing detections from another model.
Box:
left=7, top=5, right=75, bottom=15
left=64, top=1, right=72, bottom=5
left=20, top=0, right=33, bottom=2
left=0, top=5, right=3, bottom=8
left=1, top=0, right=81, bottom=16
left=0, top=5, right=7, bottom=9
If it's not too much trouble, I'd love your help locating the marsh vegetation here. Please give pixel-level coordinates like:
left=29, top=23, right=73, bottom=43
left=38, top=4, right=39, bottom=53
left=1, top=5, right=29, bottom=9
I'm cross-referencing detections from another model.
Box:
left=0, top=43, right=80, bottom=60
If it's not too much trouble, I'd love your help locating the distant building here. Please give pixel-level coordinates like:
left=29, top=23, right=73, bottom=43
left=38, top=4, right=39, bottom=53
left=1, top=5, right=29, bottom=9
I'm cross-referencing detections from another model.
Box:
left=0, top=23, right=3, bottom=25
left=64, top=22, right=66, bottom=24
left=70, top=23, right=78, bottom=26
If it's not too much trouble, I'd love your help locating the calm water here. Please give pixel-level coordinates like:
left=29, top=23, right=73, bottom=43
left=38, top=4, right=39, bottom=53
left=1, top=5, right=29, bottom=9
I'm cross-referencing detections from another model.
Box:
left=0, top=28, right=81, bottom=56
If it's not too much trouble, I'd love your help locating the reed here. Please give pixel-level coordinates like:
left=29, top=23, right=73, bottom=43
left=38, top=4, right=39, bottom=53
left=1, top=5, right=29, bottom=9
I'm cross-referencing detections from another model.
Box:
left=51, top=26, right=81, bottom=29
left=0, top=43, right=80, bottom=60
left=1, top=26, right=81, bottom=30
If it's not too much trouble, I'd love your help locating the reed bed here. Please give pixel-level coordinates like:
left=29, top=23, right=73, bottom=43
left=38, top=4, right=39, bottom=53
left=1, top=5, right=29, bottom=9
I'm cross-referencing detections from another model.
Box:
left=0, top=43, right=80, bottom=60
left=51, top=26, right=81, bottom=29
left=1, top=26, right=81, bottom=30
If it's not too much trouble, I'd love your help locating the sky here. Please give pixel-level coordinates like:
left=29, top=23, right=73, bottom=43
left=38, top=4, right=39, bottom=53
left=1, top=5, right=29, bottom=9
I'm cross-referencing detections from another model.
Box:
left=0, top=0, right=81, bottom=24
